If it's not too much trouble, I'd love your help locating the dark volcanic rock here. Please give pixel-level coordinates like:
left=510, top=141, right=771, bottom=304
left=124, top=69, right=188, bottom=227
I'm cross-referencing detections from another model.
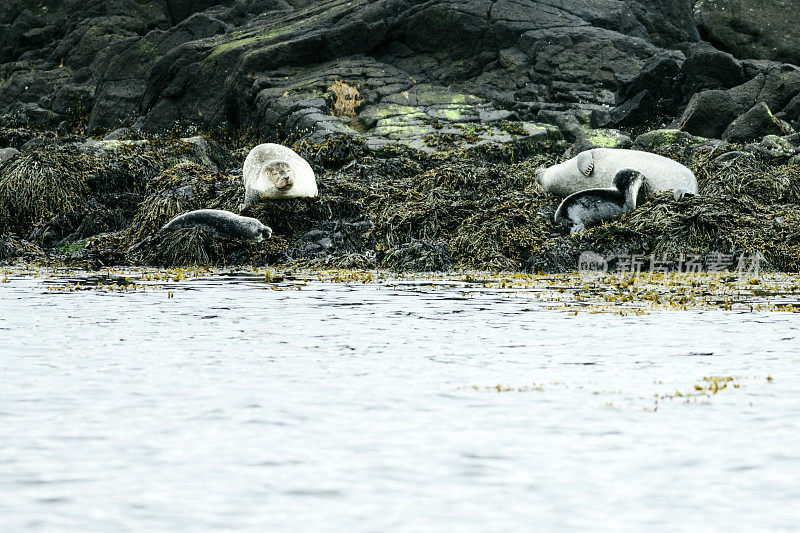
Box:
left=722, top=102, right=788, bottom=144
left=694, top=0, right=800, bottom=65
left=679, top=43, right=746, bottom=99
left=0, top=0, right=699, bottom=138
left=608, top=90, right=658, bottom=129
left=726, top=66, right=800, bottom=119
left=676, top=90, right=737, bottom=139
left=379, top=240, right=453, bottom=272
left=615, top=53, right=684, bottom=121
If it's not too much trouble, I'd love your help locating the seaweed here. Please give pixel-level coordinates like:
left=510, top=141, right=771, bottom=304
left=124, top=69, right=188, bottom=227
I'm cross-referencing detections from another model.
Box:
left=125, top=162, right=238, bottom=244
left=134, top=227, right=227, bottom=267
left=0, top=148, right=94, bottom=236
left=3, top=122, right=800, bottom=273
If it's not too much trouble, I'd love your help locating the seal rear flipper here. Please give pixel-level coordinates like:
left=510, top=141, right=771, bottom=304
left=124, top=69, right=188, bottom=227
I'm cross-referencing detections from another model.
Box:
left=569, top=223, right=586, bottom=235
left=673, top=188, right=695, bottom=201
left=576, top=151, right=594, bottom=176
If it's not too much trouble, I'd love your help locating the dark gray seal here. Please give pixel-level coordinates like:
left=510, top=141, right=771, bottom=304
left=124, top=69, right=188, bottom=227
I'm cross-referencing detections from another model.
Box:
left=554, top=168, right=646, bottom=234
left=161, top=209, right=272, bottom=242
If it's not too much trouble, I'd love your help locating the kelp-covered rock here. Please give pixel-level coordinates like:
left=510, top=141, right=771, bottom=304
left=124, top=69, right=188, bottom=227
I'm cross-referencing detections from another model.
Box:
left=526, top=155, right=800, bottom=273
left=125, top=161, right=239, bottom=243
left=0, top=234, right=44, bottom=263
left=379, top=240, right=453, bottom=272
left=1, top=117, right=800, bottom=273
left=0, top=148, right=93, bottom=236
left=130, top=225, right=288, bottom=267
left=131, top=226, right=230, bottom=267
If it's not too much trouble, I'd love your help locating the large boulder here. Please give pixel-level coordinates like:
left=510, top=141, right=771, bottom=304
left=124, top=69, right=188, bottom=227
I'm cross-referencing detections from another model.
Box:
left=676, top=90, right=738, bottom=139
left=725, top=66, right=800, bottom=120
left=679, top=43, right=746, bottom=100
left=722, top=102, right=789, bottom=144
left=624, top=0, right=700, bottom=47
left=694, top=0, right=800, bottom=65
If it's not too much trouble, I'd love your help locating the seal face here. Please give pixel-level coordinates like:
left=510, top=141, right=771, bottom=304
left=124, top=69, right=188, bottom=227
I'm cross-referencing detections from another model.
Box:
left=554, top=168, right=645, bottom=234
left=264, top=160, right=294, bottom=191
left=161, top=209, right=272, bottom=242
left=536, top=148, right=698, bottom=197
left=242, top=143, right=317, bottom=210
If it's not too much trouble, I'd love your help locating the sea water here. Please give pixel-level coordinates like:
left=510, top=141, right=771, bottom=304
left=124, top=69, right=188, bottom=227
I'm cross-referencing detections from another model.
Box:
left=1, top=270, right=799, bottom=531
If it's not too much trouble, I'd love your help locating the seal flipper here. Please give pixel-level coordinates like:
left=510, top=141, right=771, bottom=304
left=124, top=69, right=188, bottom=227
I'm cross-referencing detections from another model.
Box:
left=576, top=151, right=594, bottom=177
left=569, top=222, right=586, bottom=235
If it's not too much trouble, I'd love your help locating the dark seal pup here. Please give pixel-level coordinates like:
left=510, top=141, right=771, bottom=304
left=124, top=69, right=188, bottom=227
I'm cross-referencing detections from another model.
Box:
left=161, top=209, right=272, bottom=242
left=554, top=168, right=646, bottom=235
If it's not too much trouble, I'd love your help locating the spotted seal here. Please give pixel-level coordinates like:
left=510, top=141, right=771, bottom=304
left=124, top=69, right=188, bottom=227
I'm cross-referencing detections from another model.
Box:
left=554, top=168, right=646, bottom=234
left=161, top=209, right=272, bottom=242
left=536, top=148, right=697, bottom=198
left=241, top=143, right=317, bottom=210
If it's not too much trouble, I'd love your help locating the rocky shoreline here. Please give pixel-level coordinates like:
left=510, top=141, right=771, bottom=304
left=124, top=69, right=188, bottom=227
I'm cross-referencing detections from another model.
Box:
left=1, top=122, right=799, bottom=273
left=2, top=1, right=800, bottom=272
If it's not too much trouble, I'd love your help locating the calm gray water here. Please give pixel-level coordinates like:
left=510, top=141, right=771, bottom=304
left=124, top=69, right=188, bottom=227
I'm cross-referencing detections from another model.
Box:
left=2, top=271, right=799, bottom=532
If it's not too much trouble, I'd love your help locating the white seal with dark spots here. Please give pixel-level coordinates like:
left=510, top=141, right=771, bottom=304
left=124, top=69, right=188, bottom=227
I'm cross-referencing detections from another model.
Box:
left=241, top=143, right=317, bottom=210
left=536, top=148, right=697, bottom=198
left=161, top=209, right=272, bottom=242
left=554, top=168, right=646, bottom=234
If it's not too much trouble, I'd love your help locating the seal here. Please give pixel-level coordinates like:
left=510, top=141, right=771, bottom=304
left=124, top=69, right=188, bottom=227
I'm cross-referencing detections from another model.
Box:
left=535, top=148, right=697, bottom=198
left=554, top=168, right=645, bottom=234
left=241, top=143, right=317, bottom=210
left=161, top=209, right=273, bottom=242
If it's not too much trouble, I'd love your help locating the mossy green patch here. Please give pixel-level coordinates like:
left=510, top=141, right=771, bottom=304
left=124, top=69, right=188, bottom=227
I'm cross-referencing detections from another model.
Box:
left=60, top=239, right=89, bottom=254
left=582, top=129, right=628, bottom=148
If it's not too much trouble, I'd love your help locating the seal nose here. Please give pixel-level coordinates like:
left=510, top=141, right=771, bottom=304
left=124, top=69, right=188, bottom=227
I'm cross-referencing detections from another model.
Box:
left=534, top=169, right=544, bottom=185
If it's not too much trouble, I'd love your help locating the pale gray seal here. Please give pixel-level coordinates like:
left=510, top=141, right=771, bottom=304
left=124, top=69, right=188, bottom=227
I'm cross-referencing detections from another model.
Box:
left=536, top=148, right=697, bottom=198
left=554, top=168, right=645, bottom=234
left=161, top=209, right=272, bottom=242
left=241, top=143, right=317, bottom=210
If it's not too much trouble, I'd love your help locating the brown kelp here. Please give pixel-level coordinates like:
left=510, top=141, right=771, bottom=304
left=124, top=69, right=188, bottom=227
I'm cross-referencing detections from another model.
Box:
left=0, top=149, right=93, bottom=236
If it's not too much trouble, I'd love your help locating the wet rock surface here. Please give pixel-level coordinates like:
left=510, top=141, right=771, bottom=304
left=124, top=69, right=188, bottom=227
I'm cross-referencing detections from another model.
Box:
left=2, top=2, right=800, bottom=272
left=694, top=0, right=800, bottom=65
